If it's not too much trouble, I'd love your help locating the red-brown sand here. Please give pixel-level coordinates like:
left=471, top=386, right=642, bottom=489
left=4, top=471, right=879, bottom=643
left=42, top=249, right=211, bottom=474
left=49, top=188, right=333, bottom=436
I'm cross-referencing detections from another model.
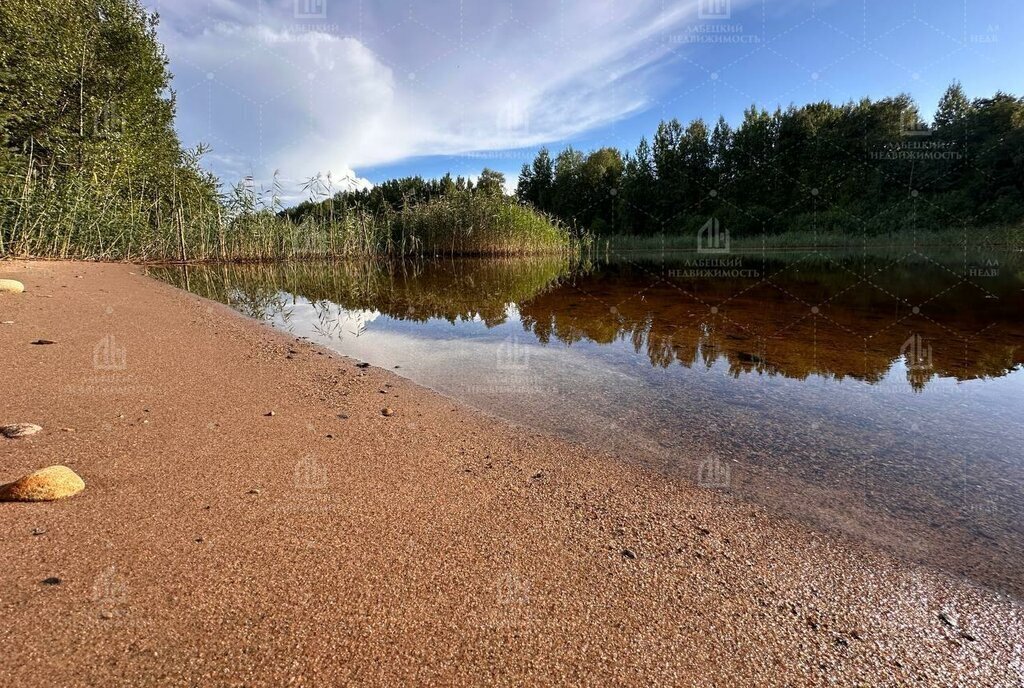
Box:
left=1, top=261, right=1021, bottom=687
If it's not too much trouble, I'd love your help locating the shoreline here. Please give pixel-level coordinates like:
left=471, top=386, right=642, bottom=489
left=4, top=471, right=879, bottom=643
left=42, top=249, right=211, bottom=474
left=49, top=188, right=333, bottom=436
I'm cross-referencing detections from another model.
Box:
left=2, top=261, right=1021, bottom=686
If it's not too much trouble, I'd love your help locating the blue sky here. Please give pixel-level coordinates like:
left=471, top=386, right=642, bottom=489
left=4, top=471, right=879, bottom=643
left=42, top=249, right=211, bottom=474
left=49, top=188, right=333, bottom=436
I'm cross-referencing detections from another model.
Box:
left=148, top=0, right=1021, bottom=201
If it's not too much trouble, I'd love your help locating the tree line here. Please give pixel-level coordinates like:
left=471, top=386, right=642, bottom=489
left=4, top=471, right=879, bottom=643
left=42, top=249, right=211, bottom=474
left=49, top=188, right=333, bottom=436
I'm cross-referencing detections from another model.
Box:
left=514, top=84, right=1024, bottom=237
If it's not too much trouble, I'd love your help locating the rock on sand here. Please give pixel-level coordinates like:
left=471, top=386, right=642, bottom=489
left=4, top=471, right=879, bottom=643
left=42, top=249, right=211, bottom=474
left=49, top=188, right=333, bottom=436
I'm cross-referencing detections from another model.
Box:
left=1, top=423, right=43, bottom=438
left=0, top=466, right=85, bottom=501
left=0, top=279, right=25, bottom=294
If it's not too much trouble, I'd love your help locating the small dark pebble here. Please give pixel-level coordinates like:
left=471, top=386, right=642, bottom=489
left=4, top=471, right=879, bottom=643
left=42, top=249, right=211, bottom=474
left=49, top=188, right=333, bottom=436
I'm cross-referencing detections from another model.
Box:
left=337, top=413, right=349, bottom=420
left=264, top=411, right=275, bottom=417
left=41, top=577, right=62, bottom=586
left=394, top=365, right=401, bottom=369
left=194, top=537, right=204, bottom=543
left=326, top=434, right=334, bottom=439
left=531, top=471, right=544, bottom=480
left=356, top=362, right=370, bottom=368
left=32, top=527, right=46, bottom=536
left=31, top=339, right=56, bottom=345
left=247, top=489, right=261, bottom=495
left=622, top=549, right=637, bottom=560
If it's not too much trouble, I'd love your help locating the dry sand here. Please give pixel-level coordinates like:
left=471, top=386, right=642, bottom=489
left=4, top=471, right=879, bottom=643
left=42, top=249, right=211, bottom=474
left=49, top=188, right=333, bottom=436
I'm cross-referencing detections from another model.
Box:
left=1, top=261, right=1021, bottom=687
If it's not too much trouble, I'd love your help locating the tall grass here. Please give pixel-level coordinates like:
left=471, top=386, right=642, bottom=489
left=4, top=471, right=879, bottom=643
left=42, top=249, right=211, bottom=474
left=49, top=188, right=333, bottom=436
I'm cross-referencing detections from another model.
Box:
left=1, top=162, right=587, bottom=261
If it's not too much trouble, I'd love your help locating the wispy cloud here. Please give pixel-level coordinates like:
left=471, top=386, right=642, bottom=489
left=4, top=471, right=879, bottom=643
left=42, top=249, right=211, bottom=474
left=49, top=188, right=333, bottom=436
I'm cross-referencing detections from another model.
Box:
left=152, top=0, right=734, bottom=195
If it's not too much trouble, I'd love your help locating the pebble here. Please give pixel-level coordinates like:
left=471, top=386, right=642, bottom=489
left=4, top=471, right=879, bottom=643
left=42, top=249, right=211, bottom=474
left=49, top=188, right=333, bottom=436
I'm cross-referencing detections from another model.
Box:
left=0, top=279, right=25, bottom=294
left=1, top=423, right=43, bottom=438
left=31, top=339, right=56, bottom=345
left=247, top=489, right=261, bottom=495
left=0, top=466, right=86, bottom=501
left=99, top=611, right=114, bottom=620
left=32, top=527, right=46, bottom=536
left=356, top=362, right=370, bottom=368
left=1, top=321, right=14, bottom=325
left=622, top=549, right=637, bottom=560
left=41, top=577, right=62, bottom=586
left=382, top=408, right=395, bottom=417
left=264, top=411, right=275, bottom=417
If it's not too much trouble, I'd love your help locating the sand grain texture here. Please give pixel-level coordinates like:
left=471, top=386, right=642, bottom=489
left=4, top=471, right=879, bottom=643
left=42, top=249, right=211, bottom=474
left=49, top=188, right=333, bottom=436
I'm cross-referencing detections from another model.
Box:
left=1, top=261, right=1021, bottom=687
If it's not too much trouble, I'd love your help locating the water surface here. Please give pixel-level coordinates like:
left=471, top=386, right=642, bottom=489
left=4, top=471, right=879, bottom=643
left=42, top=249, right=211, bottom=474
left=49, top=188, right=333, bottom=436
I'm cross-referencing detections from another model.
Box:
left=151, top=250, right=1024, bottom=596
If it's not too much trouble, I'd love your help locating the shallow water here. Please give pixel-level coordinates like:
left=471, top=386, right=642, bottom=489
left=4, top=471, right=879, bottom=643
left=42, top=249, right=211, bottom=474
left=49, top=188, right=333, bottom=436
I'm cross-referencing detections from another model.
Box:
left=151, top=249, right=1024, bottom=596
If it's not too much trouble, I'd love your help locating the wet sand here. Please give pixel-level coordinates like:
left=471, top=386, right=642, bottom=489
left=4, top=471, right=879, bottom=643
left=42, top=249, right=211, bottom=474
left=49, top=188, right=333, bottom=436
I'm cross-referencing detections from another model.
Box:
left=1, top=260, right=1021, bottom=686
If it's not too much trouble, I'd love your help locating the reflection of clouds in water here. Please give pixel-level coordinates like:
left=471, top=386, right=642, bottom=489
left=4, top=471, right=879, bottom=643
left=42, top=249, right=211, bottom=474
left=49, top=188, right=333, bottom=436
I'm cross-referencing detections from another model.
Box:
left=272, top=300, right=382, bottom=340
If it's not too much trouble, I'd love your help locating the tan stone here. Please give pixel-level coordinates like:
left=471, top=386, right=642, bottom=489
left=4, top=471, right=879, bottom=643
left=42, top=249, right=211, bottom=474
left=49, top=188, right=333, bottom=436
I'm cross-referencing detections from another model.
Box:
left=0, top=466, right=85, bottom=501
left=0, top=279, right=25, bottom=294
left=1, top=423, right=42, bottom=438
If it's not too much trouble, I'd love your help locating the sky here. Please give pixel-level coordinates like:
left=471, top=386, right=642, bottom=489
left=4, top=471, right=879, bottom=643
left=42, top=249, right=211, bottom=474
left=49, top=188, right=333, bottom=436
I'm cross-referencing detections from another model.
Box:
left=147, top=0, right=1022, bottom=202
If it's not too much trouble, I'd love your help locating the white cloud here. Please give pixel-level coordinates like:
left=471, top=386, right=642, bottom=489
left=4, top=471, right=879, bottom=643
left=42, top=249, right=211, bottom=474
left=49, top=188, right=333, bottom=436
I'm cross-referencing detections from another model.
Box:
left=152, top=0, right=735, bottom=198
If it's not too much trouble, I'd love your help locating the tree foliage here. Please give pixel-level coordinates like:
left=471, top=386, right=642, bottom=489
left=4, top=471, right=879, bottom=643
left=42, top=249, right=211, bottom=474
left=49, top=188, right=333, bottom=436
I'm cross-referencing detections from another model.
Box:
left=517, top=84, right=1024, bottom=237
left=1, top=0, right=220, bottom=258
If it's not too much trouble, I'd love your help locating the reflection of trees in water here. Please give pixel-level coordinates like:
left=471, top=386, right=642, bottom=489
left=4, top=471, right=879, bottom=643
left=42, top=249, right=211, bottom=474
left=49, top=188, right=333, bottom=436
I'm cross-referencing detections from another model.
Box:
left=151, top=255, right=584, bottom=331
left=151, top=253, right=1024, bottom=388
left=517, top=255, right=1024, bottom=388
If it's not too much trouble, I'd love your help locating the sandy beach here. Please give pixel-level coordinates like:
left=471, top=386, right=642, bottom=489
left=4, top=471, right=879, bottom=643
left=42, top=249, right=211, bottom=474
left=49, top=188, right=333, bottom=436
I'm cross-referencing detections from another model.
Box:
left=1, top=260, right=1021, bottom=687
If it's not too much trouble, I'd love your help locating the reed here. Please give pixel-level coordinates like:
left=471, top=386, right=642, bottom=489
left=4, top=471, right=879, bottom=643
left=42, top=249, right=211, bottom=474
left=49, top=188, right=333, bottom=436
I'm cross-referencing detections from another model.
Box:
left=1, top=162, right=589, bottom=262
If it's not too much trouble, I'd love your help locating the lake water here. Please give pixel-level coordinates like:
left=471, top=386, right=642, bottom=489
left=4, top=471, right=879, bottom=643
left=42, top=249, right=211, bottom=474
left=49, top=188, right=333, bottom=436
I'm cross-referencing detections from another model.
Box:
left=151, top=249, right=1024, bottom=596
